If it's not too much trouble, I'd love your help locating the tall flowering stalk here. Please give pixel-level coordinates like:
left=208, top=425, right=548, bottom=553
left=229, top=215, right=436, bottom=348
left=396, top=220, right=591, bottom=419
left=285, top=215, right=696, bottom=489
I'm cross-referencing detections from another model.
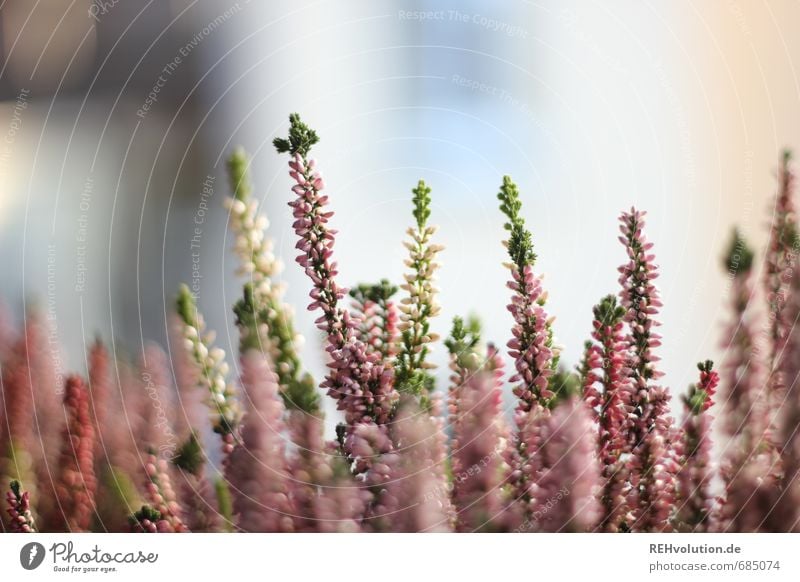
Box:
left=225, top=352, right=294, bottom=532
left=617, top=207, right=677, bottom=532
left=0, top=330, right=36, bottom=487
left=171, top=432, right=219, bottom=532
left=54, top=376, right=97, bottom=532
left=445, top=316, right=483, bottom=452
left=169, top=314, right=206, bottom=438
left=176, top=284, right=240, bottom=454
left=499, top=176, right=559, bottom=410
left=286, top=410, right=367, bottom=532
left=717, top=229, right=780, bottom=531
left=772, top=262, right=800, bottom=531
left=6, top=480, right=36, bottom=532
left=526, top=397, right=601, bottom=532
left=675, top=361, right=719, bottom=532
left=274, top=114, right=397, bottom=431
left=225, top=149, right=318, bottom=413
left=581, top=294, right=632, bottom=532
left=370, top=399, right=453, bottom=532
left=143, top=450, right=188, bottom=532
left=450, top=369, right=509, bottom=531
left=497, top=175, right=559, bottom=519
left=129, top=505, right=173, bottom=533
left=719, top=230, right=769, bottom=447
left=350, top=280, right=399, bottom=361
left=88, top=340, right=111, bottom=460
left=395, top=180, right=444, bottom=398
left=764, top=150, right=797, bottom=372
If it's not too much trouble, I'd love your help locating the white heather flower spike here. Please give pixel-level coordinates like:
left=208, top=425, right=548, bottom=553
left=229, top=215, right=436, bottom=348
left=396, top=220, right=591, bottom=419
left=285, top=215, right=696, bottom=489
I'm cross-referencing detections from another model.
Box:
left=226, top=147, right=318, bottom=414
left=176, top=284, right=240, bottom=455
left=395, top=179, right=444, bottom=398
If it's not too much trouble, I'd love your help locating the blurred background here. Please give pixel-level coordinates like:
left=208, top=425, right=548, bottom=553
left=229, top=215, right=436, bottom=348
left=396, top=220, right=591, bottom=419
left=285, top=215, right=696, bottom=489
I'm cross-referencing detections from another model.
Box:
left=0, top=0, right=798, bottom=430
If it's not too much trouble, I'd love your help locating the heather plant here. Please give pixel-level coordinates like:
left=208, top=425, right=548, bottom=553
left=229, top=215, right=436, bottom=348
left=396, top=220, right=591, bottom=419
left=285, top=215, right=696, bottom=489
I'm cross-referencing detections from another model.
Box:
left=1, top=119, right=799, bottom=533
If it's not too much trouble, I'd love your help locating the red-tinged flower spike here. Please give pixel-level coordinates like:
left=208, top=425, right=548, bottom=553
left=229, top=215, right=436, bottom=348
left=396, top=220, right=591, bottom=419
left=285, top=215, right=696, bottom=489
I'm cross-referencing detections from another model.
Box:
left=526, top=397, right=601, bottom=532
left=764, top=150, right=797, bottom=372
left=396, top=180, right=444, bottom=398
left=87, top=340, right=111, bottom=459
left=581, top=295, right=633, bottom=532
left=225, top=352, right=295, bottom=532
left=0, top=330, right=36, bottom=481
left=6, top=480, right=36, bottom=532
left=675, top=361, right=719, bottom=532
left=54, top=375, right=97, bottom=532
left=143, top=450, right=188, bottom=532
left=350, top=280, right=400, bottom=362
left=618, top=207, right=677, bottom=532
left=275, top=115, right=397, bottom=432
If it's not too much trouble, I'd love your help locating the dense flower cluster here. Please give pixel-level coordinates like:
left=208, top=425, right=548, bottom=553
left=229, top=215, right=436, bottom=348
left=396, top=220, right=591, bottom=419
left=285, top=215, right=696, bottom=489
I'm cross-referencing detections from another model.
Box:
left=1, top=117, right=799, bottom=533
left=581, top=295, right=632, bottom=531
left=54, top=376, right=97, bottom=532
left=5, top=481, right=36, bottom=532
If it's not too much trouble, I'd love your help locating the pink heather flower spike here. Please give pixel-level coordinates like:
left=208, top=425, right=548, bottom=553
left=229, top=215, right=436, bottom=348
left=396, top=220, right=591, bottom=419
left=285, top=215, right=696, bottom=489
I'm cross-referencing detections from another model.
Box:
left=764, top=150, right=797, bottom=374
left=139, top=344, right=179, bottom=457
left=497, top=176, right=560, bottom=522
left=717, top=230, right=782, bottom=531
left=617, top=207, right=677, bottom=532
left=349, top=280, right=399, bottom=362
left=451, top=369, right=509, bottom=532
left=0, top=330, right=36, bottom=490
left=24, top=310, right=63, bottom=515
left=275, top=114, right=397, bottom=442
left=225, top=352, right=295, bottom=532
left=719, top=231, right=771, bottom=451
left=284, top=409, right=369, bottom=532
left=129, top=505, right=173, bottom=533
left=369, top=398, right=453, bottom=532
left=54, top=376, right=97, bottom=532
left=581, top=295, right=633, bottom=532
left=445, top=317, right=511, bottom=531
left=675, top=361, right=719, bottom=532
left=6, top=480, right=36, bottom=532
left=143, top=450, right=188, bottom=532
left=87, top=339, right=111, bottom=459
left=771, top=256, right=800, bottom=531
left=525, top=397, right=601, bottom=532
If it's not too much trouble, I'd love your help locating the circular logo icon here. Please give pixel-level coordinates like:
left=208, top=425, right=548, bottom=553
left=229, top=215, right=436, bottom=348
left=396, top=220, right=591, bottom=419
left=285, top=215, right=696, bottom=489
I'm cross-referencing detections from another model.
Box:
left=20, top=542, right=46, bottom=570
